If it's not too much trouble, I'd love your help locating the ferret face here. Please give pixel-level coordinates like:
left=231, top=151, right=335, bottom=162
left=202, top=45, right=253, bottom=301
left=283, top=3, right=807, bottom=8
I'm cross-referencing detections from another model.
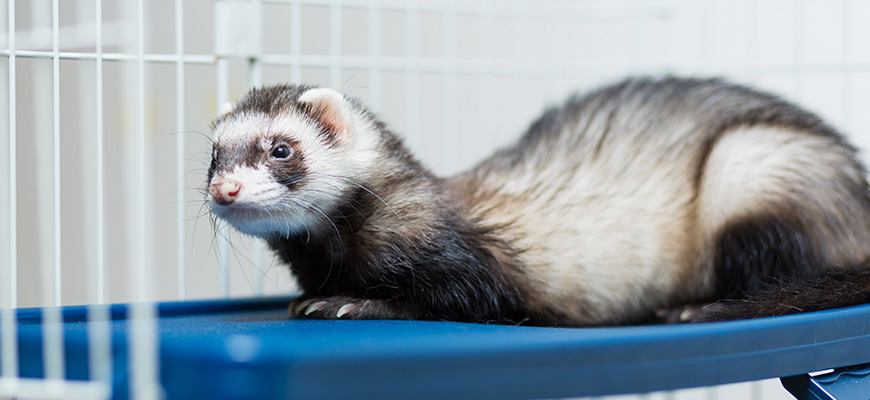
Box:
left=207, top=86, right=382, bottom=238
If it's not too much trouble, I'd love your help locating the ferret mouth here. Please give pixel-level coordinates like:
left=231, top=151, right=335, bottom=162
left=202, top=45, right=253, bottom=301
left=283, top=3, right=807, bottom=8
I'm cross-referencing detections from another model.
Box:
left=209, top=201, right=261, bottom=221
left=210, top=202, right=258, bottom=225
left=209, top=199, right=308, bottom=237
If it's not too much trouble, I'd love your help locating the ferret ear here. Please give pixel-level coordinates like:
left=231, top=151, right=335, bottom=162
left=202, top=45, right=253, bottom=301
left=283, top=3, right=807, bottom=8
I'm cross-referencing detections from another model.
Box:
left=298, top=87, right=353, bottom=137
left=218, top=102, right=235, bottom=117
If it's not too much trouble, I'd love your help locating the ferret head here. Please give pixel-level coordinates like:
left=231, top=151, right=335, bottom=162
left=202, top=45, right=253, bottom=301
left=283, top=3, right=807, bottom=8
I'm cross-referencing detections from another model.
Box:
left=207, top=85, right=383, bottom=238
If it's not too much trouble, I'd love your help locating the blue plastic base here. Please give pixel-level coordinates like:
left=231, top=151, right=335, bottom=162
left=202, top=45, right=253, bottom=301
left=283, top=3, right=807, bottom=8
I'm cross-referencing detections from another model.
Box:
left=782, top=363, right=870, bottom=400
left=7, top=297, right=870, bottom=399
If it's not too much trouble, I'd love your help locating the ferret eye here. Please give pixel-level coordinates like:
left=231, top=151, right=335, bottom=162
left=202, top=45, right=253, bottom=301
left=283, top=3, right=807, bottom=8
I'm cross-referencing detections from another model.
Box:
left=272, top=145, right=293, bottom=159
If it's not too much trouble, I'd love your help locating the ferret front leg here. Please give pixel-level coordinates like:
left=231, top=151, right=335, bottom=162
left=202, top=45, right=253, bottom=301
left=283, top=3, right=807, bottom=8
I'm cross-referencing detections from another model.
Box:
left=289, top=296, right=424, bottom=320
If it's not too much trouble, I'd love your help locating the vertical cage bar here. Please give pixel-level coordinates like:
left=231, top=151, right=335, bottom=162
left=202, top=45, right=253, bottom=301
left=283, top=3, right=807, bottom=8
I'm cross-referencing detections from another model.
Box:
left=841, top=0, right=851, bottom=128
left=441, top=0, right=458, bottom=171
left=88, top=0, right=112, bottom=394
left=290, top=0, right=301, bottom=83
left=793, top=0, right=805, bottom=98
left=367, top=0, right=381, bottom=111
left=745, top=0, right=758, bottom=85
left=698, top=0, right=713, bottom=75
left=31, top=0, right=51, bottom=313
left=1, top=0, right=19, bottom=387
left=249, top=4, right=265, bottom=294
left=41, top=0, right=66, bottom=390
left=136, top=0, right=148, bottom=302
left=129, top=1, right=159, bottom=398
left=404, top=0, right=419, bottom=143
left=175, top=0, right=187, bottom=300
left=653, top=4, right=671, bottom=75
left=630, top=1, right=644, bottom=74
left=511, top=0, right=530, bottom=84
left=330, top=0, right=342, bottom=89
left=216, top=57, right=231, bottom=298
left=95, top=0, right=107, bottom=307
left=52, top=0, right=61, bottom=306
left=477, top=0, right=494, bottom=150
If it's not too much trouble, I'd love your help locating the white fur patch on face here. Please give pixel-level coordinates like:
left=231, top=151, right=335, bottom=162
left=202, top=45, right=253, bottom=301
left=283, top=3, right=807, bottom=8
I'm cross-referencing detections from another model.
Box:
left=209, top=164, right=313, bottom=237
left=266, top=111, right=385, bottom=189
left=213, top=111, right=295, bottom=148
left=209, top=161, right=360, bottom=239
left=210, top=105, right=387, bottom=238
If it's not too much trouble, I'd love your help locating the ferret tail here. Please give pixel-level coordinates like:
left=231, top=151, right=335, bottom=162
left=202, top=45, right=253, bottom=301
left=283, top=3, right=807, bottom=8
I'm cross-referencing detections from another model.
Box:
left=695, top=265, right=870, bottom=322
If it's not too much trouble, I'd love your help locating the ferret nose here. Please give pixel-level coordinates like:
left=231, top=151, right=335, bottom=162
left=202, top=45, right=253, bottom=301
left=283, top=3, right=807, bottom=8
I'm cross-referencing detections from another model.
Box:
left=209, top=179, right=242, bottom=206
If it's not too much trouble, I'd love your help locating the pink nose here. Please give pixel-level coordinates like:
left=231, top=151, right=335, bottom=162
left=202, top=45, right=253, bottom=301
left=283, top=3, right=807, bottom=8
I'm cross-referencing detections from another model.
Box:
left=209, top=179, right=242, bottom=206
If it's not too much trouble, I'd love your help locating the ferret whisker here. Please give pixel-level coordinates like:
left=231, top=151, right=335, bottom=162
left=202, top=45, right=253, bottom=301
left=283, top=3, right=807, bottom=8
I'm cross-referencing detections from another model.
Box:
left=300, top=202, right=344, bottom=292
left=183, top=168, right=210, bottom=181
left=192, top=203, right=214, bottom=221
left=189, top=206, right=214, bottom=253
left=146, top=129, right=213, bottom=142
left=170, top=188, right=209, bottom=200
left=314, top=172, right=404, bottom=223
left=203, top=219, right=232, bottom=271
left=227, top=235, right=262, bottom=295
left=185, top=199, right=214, bottom=206
left=298, top=184, right=368, bottom=219
left=254, top=258, right=286, bottom=294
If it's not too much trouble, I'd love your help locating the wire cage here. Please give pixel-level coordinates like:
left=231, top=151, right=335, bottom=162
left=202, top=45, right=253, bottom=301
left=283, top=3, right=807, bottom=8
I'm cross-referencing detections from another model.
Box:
left=2, top=0, right=870, bottom=399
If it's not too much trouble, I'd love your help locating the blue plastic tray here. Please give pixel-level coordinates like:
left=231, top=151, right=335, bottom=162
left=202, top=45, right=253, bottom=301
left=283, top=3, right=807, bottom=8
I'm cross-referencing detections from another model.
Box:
left=8, top=297, right=870, bottom=399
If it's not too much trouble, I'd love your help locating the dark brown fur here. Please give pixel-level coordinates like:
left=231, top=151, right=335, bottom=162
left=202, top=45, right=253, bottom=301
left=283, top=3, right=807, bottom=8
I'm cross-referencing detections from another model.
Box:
left=697, top=267, right=870, bottom=321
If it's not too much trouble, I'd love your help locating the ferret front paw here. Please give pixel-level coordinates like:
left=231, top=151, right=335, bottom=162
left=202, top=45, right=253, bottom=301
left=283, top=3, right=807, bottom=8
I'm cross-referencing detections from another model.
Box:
left=655, top=303, right=709, bottom=323
left=289, top=296, right=406, bottom=320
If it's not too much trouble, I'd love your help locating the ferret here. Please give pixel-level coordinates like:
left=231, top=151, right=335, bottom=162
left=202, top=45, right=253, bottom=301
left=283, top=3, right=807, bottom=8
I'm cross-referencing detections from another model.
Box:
left=206, top=76, right=870, bottom=326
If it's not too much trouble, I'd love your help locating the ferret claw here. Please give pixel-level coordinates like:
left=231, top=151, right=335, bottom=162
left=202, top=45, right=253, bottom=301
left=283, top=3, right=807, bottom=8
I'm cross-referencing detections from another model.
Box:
left=336, top=304, right=356, bottom=318
left=305, top=301, right=328, bottom=316
left=679, top=308, right=697, bottom=322
left=292, top=299, right=317, bottom=315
